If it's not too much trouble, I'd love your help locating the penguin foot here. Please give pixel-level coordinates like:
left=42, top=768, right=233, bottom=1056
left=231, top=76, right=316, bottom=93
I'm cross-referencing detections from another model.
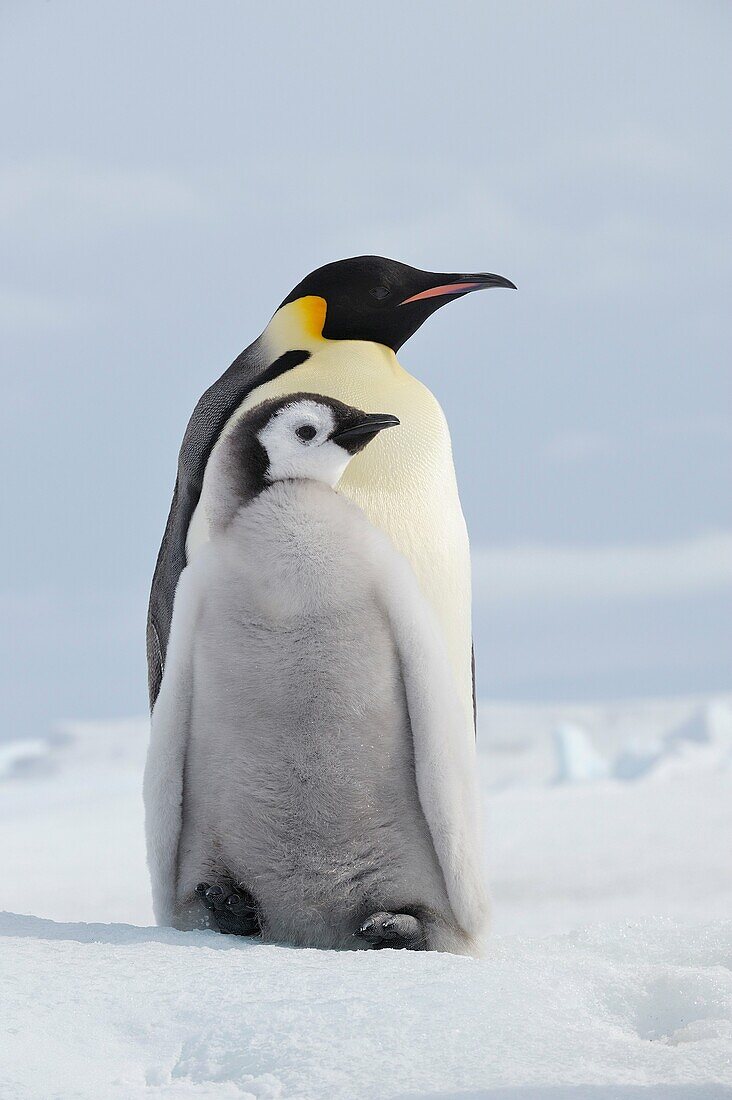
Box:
left=195, top=882, right=260, bottom=937
left=355, top=911, right=425, bottom=950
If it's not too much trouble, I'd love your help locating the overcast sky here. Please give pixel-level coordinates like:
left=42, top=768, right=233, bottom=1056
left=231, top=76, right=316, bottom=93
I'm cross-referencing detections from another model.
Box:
left=1, top=1, right=730, bottom=739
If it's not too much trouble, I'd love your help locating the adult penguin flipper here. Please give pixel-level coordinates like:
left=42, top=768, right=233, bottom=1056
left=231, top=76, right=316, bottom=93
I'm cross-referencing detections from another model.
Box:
left=147, top=485, right=178, bottom=709
left=377, top=546, right=489, bottom=944
left=147, top=472, right=197, bottom=708
left=143, top=561, right=203, bottom=927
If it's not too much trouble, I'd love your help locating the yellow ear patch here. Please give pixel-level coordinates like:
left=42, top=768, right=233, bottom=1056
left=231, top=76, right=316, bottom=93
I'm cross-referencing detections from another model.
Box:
left=296, top=295, right=327, bottom=340
left=263, top=295, right=328, bottom=357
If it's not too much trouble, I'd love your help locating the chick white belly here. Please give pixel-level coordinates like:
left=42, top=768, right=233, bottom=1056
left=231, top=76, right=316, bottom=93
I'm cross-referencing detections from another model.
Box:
left=175, top=597, right=450, bottom=948
left=186, top=340, right=473, bottom=733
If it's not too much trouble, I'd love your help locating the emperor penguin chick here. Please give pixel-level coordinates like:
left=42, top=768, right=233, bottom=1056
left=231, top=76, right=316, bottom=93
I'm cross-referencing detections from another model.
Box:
left=143, top=394, right=489, bottom=955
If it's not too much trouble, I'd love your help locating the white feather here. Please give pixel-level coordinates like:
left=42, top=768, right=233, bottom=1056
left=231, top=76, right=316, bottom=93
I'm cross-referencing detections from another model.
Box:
left=374, top=543, right=489, bottom=938
left=143, top=562, right=202, bottom=925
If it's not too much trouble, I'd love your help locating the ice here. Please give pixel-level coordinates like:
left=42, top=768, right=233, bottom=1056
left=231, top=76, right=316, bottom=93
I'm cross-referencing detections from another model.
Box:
left=1, top=696, right=731, bottom=1097
left=552, top=722, right=610, bottom=783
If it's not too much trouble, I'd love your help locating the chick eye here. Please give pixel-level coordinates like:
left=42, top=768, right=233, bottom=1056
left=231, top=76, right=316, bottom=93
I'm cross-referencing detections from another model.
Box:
left=369, top=286, right=390, bottom=300
left=296, top=424, right=317, bottom=441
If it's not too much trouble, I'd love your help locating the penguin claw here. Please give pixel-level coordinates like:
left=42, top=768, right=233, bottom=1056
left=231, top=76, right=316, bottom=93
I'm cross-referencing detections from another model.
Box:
left=195, top=881, right=261, bottom=937
left=355, top=911, right=425, bottom=951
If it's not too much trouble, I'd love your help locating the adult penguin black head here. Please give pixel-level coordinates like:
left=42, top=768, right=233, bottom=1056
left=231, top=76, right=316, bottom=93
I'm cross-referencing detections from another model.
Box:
left=276, top=256, right=516, bottom=353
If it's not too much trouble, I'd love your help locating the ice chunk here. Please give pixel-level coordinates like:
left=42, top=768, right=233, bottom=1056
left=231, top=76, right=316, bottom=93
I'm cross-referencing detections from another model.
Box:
left=0, top=739, right=52, bottom=781
left=552, top=722, right=610, bottom=783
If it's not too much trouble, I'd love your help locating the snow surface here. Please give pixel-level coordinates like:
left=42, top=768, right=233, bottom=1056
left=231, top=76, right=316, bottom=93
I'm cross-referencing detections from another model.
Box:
left=2, top=697, right=732, bottom=1098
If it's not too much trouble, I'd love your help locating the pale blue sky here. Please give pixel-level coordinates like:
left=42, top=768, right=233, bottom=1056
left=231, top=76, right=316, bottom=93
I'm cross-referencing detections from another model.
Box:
left=1, top=1, right=730, bottom=739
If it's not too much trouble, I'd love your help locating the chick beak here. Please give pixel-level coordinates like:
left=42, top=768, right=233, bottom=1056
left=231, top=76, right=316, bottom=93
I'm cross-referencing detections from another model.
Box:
left=331, top=413, right=401, bottom=451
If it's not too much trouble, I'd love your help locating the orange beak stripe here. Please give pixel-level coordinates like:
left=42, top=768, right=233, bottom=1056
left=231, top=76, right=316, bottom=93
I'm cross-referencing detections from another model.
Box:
left=400, top=281, right=485, bottom=305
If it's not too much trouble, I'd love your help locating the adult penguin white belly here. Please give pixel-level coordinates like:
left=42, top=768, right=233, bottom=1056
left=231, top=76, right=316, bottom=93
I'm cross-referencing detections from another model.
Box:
left=188, top=337, right=474, bottom=722
left=148, top=256, right=516, bottom=724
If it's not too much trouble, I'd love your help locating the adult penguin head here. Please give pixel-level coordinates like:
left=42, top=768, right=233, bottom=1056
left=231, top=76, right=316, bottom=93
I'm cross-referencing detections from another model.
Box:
left=273, top=255, right=516, bottom=354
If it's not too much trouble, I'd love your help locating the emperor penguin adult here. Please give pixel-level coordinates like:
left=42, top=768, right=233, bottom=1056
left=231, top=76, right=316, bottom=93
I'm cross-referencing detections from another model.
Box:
left=144, top=394, right=489, bottom=954
left=148, top=256, right=515, bottom=728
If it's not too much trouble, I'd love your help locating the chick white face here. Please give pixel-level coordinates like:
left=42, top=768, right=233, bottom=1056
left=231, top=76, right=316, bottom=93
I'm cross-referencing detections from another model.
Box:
left=257, top=399, right=352, bottom=488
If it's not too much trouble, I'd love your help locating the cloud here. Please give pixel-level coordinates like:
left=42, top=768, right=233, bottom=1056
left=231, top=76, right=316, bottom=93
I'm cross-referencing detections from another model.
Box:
left=473, top=532, right=732, bottom=606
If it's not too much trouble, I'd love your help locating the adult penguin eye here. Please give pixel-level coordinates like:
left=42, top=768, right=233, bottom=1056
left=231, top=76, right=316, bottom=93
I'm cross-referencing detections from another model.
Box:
left=296, top=424, right=317, bottom=442
left=369, top=286, right=390, bottom=301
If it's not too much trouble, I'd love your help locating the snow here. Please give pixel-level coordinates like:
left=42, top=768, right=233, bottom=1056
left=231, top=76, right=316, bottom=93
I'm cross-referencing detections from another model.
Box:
left=3, top=913, right=731, bottom=1099
left=2, top=697, right=731, bottom=1098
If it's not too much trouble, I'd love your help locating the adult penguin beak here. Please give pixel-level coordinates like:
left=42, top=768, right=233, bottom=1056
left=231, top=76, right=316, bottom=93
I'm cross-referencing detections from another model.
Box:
left=332, top=413, right=401, bottom=450
left=400, top=272, right=517, bottom=305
